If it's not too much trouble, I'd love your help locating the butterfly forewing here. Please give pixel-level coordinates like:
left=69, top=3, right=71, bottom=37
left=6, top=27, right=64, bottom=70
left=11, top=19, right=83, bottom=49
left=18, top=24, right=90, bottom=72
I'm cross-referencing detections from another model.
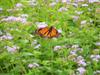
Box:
left=37, top=27, right=49, bottom=36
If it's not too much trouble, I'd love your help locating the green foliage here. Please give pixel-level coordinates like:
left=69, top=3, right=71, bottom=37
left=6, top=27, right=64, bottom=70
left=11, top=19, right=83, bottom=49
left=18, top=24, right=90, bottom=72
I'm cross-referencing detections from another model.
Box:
left=0, top=0, right=100, bottom=75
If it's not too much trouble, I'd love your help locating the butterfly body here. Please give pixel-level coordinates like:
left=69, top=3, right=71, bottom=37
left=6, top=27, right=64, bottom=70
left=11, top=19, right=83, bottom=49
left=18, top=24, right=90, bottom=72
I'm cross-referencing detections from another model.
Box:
left=36, top=26, right=60, bottom=38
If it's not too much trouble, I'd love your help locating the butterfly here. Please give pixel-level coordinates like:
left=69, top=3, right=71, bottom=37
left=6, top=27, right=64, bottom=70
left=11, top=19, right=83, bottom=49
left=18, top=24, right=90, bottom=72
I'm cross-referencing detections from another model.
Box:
left=36, top=26, right=60, bottom=38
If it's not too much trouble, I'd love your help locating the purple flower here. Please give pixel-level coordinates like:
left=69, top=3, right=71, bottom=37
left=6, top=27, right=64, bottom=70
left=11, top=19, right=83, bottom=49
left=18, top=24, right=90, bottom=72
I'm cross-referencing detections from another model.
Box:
left=62, top=0, right=67, bottom=3
left=88, top=0, right=98, bottom=3
left=5, top=45, right=19, bottom=53
left=77, top=60, right=87, bottom=66
left=72, top=3, right=78, bottom=7
left=1, top=16, right=27, bottom=24
left=35, top=22, right=48, bottom=28
left=78, top=0, right=84, bottom=2
left=62, top=0, right=70, bottom=4
left=77, top=56, right=84, bottom=60
left=96, top=55, right=100, bottom=59
left=58, top=7, right=68, bottom=12
left=58, top=29, right=62, bottom=33
left=1, top=16, right=16, bottom=22
left=72, top=16, right=79, bottom=21
left=90, top=54, right=100, bottom=62
left=70, top=50, right=77, bottom=55
left=77, top=67, right=86, bottom=75
left=28, top=64, right=34, bottom=68
left=90, top=55, right=100, bottom=59
left=20, top=18, right=27, bottom=23
left=0, top=33, right=13, bottom=40
left=15, top=3, right=23, bottom=8
left=28, top=63, right=39, bottom=68
left=55, top=0, right=59, bottom=2
left=54, top=46, right=62, bottom=51
left=49, top=2, right=56, bottom=7
left=74, top=56, right=87, bottom=66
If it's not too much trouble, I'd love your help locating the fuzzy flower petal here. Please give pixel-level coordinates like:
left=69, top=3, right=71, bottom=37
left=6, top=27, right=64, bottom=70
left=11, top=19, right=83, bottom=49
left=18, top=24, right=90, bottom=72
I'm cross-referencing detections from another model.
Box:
left=5, top=45, right=19, bottom=53
left=15, top=3, right=23, bottom=8
left=54, top=46, right=62, bottom=51
left=36, top=22, right=48, bottom=28
left=58, top=7, right=68, bottom=12
left=28, top=63, right=39, bottom=68
left=77, top=67, right=86, bottom=75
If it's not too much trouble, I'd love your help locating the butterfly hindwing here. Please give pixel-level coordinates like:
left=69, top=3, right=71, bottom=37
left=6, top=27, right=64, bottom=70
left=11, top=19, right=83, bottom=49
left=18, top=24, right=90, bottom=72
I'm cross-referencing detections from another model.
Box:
left=47, top=27, right=58, bottom=38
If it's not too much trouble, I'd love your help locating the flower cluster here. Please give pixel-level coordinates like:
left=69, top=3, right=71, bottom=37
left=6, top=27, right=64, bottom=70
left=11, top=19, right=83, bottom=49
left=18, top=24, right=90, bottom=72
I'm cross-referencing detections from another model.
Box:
left=88, top=0, right=99, bottom=3
left=90, top=54, right=100, bottom=62
left=0, top=33, right=13, bottom=40
left=28, top=63, right=39, bottom=68
left=54, top=45, right=62, bottom=51
left=1, top=16, right=27, bottom=24
left=77, top=67, right=86, bottom=75
left=5, top=45, right=19, bottom=53
left=35, top=22, right=48, bottom=28
left=49, top=2, right=57, bottom=7
left=15, top=3, right=23, bottom=8
left=58, top=7, right=68, bottom=12
left=68, top=44, right=87, bottom=74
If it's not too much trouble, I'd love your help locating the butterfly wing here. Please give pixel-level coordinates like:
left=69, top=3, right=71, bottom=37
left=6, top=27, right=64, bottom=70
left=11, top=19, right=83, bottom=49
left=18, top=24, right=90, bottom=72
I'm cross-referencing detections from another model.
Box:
left=36, top=27, right=49, bottom=37
left=47, top=27, right=59, bottom=38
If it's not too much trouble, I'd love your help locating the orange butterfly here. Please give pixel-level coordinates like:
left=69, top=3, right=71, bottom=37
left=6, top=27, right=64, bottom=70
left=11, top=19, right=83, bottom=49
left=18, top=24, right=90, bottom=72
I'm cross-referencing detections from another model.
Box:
left=36, top=26, right=60, bottom=38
